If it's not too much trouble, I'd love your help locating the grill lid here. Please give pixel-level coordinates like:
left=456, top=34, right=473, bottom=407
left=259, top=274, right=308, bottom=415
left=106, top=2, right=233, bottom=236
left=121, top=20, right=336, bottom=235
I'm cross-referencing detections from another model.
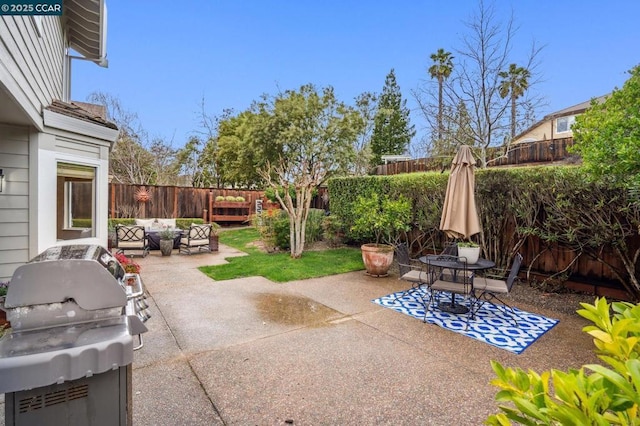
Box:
left=4, top=245, right=126, bottom=310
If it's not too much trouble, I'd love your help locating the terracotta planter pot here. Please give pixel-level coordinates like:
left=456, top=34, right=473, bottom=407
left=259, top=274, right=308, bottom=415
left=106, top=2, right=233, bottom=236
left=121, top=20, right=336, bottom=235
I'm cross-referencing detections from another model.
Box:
left=361, top=243, right=395, bottom=277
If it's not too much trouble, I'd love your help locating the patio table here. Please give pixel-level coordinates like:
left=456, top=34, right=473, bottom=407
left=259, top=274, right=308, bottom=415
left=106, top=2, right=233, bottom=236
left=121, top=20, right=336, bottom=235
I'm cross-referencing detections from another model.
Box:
left=419, top=255, right=496, bottom=314
left=146, top=229, right=183, bottom=250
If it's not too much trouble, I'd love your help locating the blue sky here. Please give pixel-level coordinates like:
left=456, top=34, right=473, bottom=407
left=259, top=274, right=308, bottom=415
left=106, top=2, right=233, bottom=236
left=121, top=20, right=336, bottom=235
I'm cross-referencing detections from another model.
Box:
left=72, top=1, right=640, bottom=150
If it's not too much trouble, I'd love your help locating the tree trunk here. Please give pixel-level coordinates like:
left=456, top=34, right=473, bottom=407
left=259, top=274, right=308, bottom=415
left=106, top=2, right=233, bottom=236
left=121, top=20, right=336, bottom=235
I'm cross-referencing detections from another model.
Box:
left=438, top=76, right=444, bottom=141
left=511, top=94, right=516, bottom=140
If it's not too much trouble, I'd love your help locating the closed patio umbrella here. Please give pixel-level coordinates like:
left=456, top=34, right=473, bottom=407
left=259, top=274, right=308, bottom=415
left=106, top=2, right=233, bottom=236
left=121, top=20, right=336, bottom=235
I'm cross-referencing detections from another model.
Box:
left=439, top=145, right=481, bottom=240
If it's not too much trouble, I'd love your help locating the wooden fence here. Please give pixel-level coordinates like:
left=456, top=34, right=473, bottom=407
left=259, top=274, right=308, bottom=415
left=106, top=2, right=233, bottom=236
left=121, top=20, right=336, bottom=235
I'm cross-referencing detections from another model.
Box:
left=108, top=184, right=327, bottom=222
left=374, top=138, right=576, bottom=175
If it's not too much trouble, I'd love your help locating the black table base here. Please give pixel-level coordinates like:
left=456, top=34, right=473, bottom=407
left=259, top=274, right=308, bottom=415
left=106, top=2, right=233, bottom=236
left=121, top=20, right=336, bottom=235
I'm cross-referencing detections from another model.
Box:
left=438, top=301, right=470, bottom=314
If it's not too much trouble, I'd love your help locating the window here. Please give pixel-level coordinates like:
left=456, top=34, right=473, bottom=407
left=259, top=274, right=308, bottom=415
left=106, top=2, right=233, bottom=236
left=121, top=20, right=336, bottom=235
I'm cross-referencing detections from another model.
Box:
left=556, top=115, right=576, bottom=133
left=57, top=163, right=96, bottom=240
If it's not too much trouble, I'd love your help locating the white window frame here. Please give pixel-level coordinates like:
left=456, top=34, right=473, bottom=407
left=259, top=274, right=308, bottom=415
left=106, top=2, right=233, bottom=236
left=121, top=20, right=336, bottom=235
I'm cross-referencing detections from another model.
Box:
left=57, top=162, right=97, bottom=238
left=556, top=115, right=576, bottom=134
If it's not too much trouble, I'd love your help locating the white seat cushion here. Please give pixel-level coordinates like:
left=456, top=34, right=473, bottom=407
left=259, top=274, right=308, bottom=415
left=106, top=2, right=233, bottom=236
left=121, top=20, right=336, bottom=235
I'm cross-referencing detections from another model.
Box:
left=181, top=237, right=208, bottom=246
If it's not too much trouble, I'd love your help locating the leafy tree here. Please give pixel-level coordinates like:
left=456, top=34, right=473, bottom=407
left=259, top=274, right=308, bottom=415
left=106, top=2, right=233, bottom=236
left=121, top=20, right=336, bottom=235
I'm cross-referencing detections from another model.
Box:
left=429, top=48, right=454, bottom=142
left=215, top=101, right=295, bottom=189
left=370, top=69, right=415, bottom=166
left=498, top=63, right=531, bottom=140
left=175, top=136, right=216, bottom=187
left=352, top=92, right=378, bottom=175
left=571, top=65, right=640, bottom=187
left=256, top=84, right=361, bottom=258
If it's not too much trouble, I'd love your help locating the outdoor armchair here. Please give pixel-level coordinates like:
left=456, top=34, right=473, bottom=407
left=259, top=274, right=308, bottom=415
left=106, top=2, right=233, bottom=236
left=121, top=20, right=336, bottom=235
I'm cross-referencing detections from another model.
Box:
left=115, top=225, right=150, bottom=257
left=179, top=224, right=212, bottom=255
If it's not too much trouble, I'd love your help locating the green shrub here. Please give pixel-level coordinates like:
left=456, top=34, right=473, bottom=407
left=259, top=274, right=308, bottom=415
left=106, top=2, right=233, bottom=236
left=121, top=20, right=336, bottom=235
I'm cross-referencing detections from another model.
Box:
left=176, top=218, right=204, bottom=229
left=305, top=208, right=325, bottom=243
left=272, top=211, right=290, bottom=249
left=253, top=208, right=325, bottom=251
left=225, top=195, right=236, bottom=201
left=215, top=195, right=225, bottom=202
left=350, top=193, right=412, bottom=245
left=487, top=297, right=640, bottom=425
left=108, top=218, right=136, bottom=227
left=235, top=196, right=245, bottom=202
left=253, top=209, right=289, bottom=251
left=322, top=215, right=344, bottom=248
left=72, top=219, right=93, bottom=228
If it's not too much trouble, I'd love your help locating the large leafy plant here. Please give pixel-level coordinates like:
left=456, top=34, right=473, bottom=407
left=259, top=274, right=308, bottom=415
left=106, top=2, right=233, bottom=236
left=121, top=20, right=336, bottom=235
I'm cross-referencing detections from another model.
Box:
left=487, top=297, right=640, bottom=425
left=350, top=193, right=411, bottom=246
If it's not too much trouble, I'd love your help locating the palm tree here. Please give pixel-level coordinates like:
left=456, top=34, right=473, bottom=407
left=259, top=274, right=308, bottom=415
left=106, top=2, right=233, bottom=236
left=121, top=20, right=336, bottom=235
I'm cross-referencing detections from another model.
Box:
left=428, top=49, right=454, bottom=142
left=499, top=63, right=531, bottom=140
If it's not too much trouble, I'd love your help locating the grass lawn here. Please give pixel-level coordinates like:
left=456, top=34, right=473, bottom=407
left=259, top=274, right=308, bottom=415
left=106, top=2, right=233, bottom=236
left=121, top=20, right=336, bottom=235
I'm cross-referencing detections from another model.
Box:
left=199, top=227, right=364, bottom=282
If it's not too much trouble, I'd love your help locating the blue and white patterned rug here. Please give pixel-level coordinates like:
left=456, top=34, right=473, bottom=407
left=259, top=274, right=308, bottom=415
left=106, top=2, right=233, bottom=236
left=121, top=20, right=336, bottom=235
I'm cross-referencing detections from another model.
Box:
left=373, top=287, right=558, bottom=354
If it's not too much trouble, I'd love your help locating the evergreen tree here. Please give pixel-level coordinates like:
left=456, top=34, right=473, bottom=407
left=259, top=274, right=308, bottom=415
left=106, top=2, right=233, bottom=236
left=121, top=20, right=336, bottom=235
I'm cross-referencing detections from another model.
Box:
left=370, top=69, right=415, bottom=166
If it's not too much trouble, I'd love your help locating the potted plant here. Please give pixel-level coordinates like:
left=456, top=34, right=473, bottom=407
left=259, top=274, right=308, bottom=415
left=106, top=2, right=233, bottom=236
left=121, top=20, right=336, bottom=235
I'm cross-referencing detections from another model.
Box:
left=351, top=193, right=412, bottom=277
left=457, top=241, right=480, bottom=264
left=0, top=281, right=8, bottom=328
left=209, top=222, right=221, bottom=251
left=114, top=252, right=141, bottom=285
left=107, top=220, right=116, bottom=250
left=158, top=227, right=175, bottom=256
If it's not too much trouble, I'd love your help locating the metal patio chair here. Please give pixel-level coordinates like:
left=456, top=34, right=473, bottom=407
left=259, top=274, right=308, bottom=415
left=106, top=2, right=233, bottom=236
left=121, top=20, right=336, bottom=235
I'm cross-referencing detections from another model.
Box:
left=393, top=243, right=433, bottom=302
left=115, top=225, right=149, bottom=257
left=472, top=253, right=523, bottom=325
left=179, top=224, right=212, bottom=255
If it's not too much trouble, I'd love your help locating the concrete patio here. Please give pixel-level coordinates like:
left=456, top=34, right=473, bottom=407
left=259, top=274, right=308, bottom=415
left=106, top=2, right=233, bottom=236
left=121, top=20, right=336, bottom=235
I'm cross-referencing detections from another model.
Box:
left=1, top=243, right=598, bottom=425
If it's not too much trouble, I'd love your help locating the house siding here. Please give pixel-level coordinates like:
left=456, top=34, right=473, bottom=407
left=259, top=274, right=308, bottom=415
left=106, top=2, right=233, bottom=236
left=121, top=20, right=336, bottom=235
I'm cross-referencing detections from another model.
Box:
left=0, top=124, right=30, bottom=281
left=0, top=16, right=64, bottom=127
left=514, top=121, right=554, bottom=144
left=56, top=135, right=102, bottom=158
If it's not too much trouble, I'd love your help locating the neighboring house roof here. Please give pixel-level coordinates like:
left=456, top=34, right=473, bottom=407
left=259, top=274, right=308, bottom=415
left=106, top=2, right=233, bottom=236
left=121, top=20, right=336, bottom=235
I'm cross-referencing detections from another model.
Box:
left=63, top=0, right=107, bottom=65
left=46, top=100, right=117, bottom=130
left=514, top=94, right=608, bottom=141
left=545, top=94, right=609, bottom=120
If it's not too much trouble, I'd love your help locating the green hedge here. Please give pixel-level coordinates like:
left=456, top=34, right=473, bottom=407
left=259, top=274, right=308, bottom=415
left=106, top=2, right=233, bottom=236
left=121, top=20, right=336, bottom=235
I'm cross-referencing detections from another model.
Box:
left=329, top=166, right=640, bottom=300
left=107, top=218, right=204, bottom=229
left=71, top=219, right=93, bottom=228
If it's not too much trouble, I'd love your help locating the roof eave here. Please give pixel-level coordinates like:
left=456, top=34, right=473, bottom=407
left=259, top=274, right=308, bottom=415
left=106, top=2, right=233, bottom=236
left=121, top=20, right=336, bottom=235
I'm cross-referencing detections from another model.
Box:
left=63, top=0, right=108, bottom=67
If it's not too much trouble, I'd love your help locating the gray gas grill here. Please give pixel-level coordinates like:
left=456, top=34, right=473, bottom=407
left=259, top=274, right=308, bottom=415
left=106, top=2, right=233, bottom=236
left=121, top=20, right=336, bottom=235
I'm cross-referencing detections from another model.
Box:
left=0, top=244, right=150, bottom=426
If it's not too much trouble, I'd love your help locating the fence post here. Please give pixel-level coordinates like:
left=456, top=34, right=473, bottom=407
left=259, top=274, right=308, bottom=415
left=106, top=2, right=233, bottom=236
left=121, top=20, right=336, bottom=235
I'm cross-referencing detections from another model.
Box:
left=208, top=189, right=213, bottom=223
